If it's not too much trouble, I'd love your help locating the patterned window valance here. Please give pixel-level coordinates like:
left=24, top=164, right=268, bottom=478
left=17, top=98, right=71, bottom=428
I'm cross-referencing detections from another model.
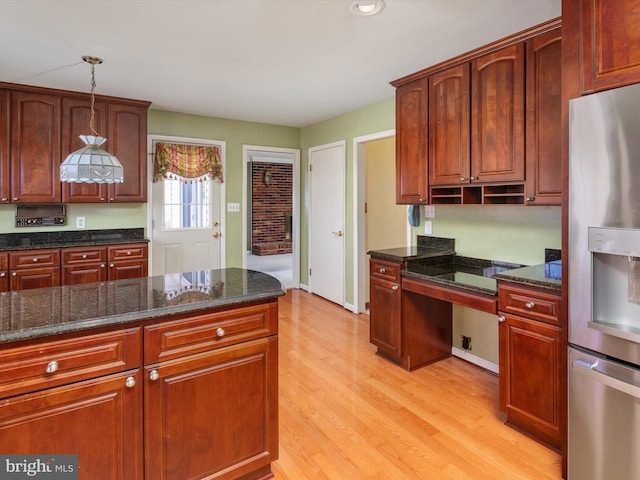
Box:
left=153, top=142, right=224, bottom=183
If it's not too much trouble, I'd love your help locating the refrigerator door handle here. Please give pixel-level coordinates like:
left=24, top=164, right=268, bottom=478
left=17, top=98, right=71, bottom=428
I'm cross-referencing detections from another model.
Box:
left=573, top=359, right=640, bottom=399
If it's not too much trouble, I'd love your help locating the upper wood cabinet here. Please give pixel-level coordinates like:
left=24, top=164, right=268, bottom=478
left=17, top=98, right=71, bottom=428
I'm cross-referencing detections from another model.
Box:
left=62, top=98, right=149, bottom=203
left=429, top=64, right=471, bottom=186
left=10, top=91, right=62, bottom=203
left=0, top=91, right=9, bottom=204
left=395, top=78, right=428, bottom=204
left=471, top=44, right=526, bottom=184
left=525, top=28, right=562, bottom=205
left=579, top=0, right=640, bottom=93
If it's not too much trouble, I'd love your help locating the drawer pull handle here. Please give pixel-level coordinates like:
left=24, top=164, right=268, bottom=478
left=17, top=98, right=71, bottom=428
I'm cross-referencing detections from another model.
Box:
left=32, top=257, right=38, bottom=263
left=392, top=285, right=399, bottom=291
left=149, top=370, right=160, bottom=381
left=125, top=376, right=136, bottom=388
left=216, top=327, right=226, bottom=338
left=45, top=361, right=59, bottom=374
left=379, top=268, right=386, bottom=274
left=126, top=251, right=132, bottom=256
left=525, top=302, right=535, bottom=309
left=498, top=315, right=506, bottom=323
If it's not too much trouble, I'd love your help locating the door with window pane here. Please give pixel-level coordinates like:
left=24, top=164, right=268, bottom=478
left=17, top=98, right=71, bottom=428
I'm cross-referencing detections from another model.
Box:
left=151, top=169, right=222, bottom=275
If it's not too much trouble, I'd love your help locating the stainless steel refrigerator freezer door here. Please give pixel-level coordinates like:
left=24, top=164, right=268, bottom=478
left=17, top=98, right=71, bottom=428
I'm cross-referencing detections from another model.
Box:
left=569, top=347, right=640, bottom=480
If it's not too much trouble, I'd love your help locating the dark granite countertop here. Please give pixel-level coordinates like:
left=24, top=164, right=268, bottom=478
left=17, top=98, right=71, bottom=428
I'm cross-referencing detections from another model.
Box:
left=493, top=260, right=562, bottom=291
left=0, top=268, right=285, bottom=344
left=0, top=228, right=148, bottom=251
left=368, top=235, right=455, bottom=262
left=403, top=256, right=525, bottom=295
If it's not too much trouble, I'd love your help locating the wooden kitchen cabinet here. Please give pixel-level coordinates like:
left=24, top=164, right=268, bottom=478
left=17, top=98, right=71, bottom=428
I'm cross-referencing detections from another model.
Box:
left=395, top=77, right=428, bottom=204
left=9, top=248, right=61, bottom=290
left=144, top=300, right=279, bottom=480
left=429, top=63, right=471, bottom=187
left=369, top=258, right=403, bottom=361
left=0, top=253, right=8, bottom=292
left=10, top=90, right=61, bottom=203
left=61, top=245, right=108, bottom=285
left=578, top=0, right=640, bottom=93
left=61, top=97, right=149, bottom=203
left=525, top=28, right=562, bottom=205
left=0, top=90, right=9, bottom=204
left=0, top=328, right=143, bottom=479
left=498, top=282, right=562, bottom=449
left=107, top=243, right=148, bottom=280
left=471, top=44, right=526, bottom=184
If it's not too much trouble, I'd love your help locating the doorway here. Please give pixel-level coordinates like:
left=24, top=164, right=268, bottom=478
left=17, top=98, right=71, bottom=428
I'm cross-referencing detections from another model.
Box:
left=243, top=146, right=300, bottom=289
left=147, top=135, right=226, bottom=276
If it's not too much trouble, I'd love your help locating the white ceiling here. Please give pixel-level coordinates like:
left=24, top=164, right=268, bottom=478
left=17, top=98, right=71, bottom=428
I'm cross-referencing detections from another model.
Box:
left=0, top=0, right=561, bottom=128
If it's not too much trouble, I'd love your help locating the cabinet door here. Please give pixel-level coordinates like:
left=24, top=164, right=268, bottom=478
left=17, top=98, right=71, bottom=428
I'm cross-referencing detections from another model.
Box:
left=145, top=337, right=278, bottom=480
left=0, top=370, right=143, bottom=480
left=499, top=313, right=561, bottom=448
left=525, top=29, right=562, bottom=205
left=10, top=266, right=60, bottom=290
left=429, top=63, right=471, bottom=186
left=62, top=263, right=108, bottom=285
left=61, top=96, right=109, bottom=202
left=471, top=44, right=525, bottom=183
left=0, top=90, right=9, bottom=204
left=580, top=0, right=640, bottom=93
left=0, top=253, right=7, bottom=292
left=395, top=77, right=428, bottom=204
left=106, top=103, right=148, bottom=203
left=10, top=91, right=61, bottom=203
left=108, top=260, right=148, bottom=280
left=369, top=276, right=402, bottom=361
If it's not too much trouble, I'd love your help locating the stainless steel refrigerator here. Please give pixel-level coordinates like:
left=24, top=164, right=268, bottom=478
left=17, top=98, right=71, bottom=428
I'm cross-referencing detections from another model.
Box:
left=569, top=82, right=640, bottom=480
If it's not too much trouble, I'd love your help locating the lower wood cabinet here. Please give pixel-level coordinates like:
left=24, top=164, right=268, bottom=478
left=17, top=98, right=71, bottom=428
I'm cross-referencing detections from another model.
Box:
left=498, top=282, right=563, bottom=449
left=9, top=248, right=60, bottom=290
left=0, top=253, right=7, bottom=292
left=369, top=259, right=403, bottom=362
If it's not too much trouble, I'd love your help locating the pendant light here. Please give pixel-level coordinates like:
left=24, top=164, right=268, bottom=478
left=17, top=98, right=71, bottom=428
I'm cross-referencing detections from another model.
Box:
left=60, top=56, right=124, bottom=184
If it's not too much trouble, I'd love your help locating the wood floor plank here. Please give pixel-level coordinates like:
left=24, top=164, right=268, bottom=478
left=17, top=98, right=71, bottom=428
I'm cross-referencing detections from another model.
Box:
left=272, top=289, right=562, bottom=479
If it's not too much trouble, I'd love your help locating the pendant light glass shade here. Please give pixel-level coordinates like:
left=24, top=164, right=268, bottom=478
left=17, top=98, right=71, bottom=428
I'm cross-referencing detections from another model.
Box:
left=60, top=135, right=124, bottom=183
left=59, top=55, right=124, bottom=184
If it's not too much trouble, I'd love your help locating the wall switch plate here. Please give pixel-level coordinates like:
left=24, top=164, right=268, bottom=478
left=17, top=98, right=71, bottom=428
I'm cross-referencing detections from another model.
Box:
left=227, top=203, right=240, bottom=212
left=424, top=205, right=436, bottom=218
left=76, top=216, right=85, bottom=229
left=424, top=220, right=432, bottom=234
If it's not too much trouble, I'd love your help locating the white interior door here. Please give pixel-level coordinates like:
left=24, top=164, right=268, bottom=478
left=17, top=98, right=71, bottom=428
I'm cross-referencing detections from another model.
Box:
left=149, top=136, right=225, bottom=275
left=309, top=141, right=345, bottom=306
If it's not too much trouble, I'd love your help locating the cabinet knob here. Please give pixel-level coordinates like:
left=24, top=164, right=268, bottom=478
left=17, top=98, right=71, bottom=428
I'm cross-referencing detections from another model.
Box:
left=100, top=263, right=106, bottom=268
left=392, top=285, right=399, bottom=291
left=216, top=327, right=226, bottom=338
left=109, top=263, right=115, bottom=268
left=1, top=197, right=7, bottom=202
left=149, top=370, right=160, bottom=381
left=12, top=272, right=17, bottom=276
left=419, top=197, right=426, bottom=203
left=0, top=272, right=5, bottom=278
left=470, top=176, right=479, bottom=181
left=45, top=360, right=59, bottom=374
left=379, top=268, right=386, bottom=274
left=125, top=376, right=136, bottom=388
left=82, top=254, right=87, bottom=259
left=498, top=315, right=506, bottom=323
left=12, top=197, right=18, bottom=201
left=32, top=257, right=38, bottom=263
left=526, top=196, right=535, bottom=203
left=109, top=198, right=115, bottom=201
left=525, top=302, right=535, bottom=309
left=460, top=177, right=468, bottom=182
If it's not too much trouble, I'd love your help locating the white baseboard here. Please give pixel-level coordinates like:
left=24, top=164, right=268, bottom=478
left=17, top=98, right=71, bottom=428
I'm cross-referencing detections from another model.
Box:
left=344, top=302, right=356, bottom=313
left=299, top=283, right=310, bottom=292
left=451, top=347, right=499, bottom=374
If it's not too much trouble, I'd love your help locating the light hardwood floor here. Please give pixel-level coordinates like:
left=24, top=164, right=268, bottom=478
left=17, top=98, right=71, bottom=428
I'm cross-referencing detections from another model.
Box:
left=272, top=289, right=562, bottom=480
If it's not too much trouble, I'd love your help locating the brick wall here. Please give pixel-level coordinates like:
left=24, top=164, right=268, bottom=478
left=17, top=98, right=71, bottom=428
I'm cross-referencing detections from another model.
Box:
left=251, top=162, right=293, bottom=255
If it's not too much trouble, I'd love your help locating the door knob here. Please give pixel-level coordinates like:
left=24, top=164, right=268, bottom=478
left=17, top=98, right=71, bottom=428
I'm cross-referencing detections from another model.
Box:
left=332, top=230, right=343, bottom=237
left=212, top=232, right=220, bottom=238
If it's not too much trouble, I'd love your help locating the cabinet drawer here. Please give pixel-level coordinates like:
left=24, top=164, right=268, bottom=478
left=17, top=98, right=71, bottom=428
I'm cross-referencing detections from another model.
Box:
left=62, top=246, right=107, bottom=265
left=144, top=300, right=278, bottom=364
left=107, top=243, right=148, bottom=261
left=0, top=253, right=7, bottom=270
left=498, top=283, right=561, bottom=324
left=0, top=328, right=141, bottom=398
left=370, top=258, right=402, bottom=282
left=9, top=249, right=60, bottom=269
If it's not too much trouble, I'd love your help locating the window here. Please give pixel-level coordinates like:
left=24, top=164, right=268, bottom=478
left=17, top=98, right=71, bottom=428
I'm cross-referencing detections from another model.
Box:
left=162, top=175, right=211, bottom=230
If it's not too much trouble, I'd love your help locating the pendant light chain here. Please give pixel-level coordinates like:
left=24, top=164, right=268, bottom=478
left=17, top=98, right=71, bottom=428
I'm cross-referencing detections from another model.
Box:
left=89, top=62, right=99, bottom=137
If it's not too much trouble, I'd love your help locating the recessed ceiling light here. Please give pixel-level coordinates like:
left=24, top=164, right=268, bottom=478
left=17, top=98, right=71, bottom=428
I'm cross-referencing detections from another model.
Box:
left=349, top=0, right=385, bottom=17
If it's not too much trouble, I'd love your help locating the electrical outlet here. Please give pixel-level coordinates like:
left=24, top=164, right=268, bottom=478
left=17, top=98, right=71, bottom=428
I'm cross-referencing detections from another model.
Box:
left=424, top=205, right=436, bottom=218
left=227, top=203, right=240, bottom=212
left=462, top=335, right=472, bottom=351
left=76, top=216, right=85, bottom=229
